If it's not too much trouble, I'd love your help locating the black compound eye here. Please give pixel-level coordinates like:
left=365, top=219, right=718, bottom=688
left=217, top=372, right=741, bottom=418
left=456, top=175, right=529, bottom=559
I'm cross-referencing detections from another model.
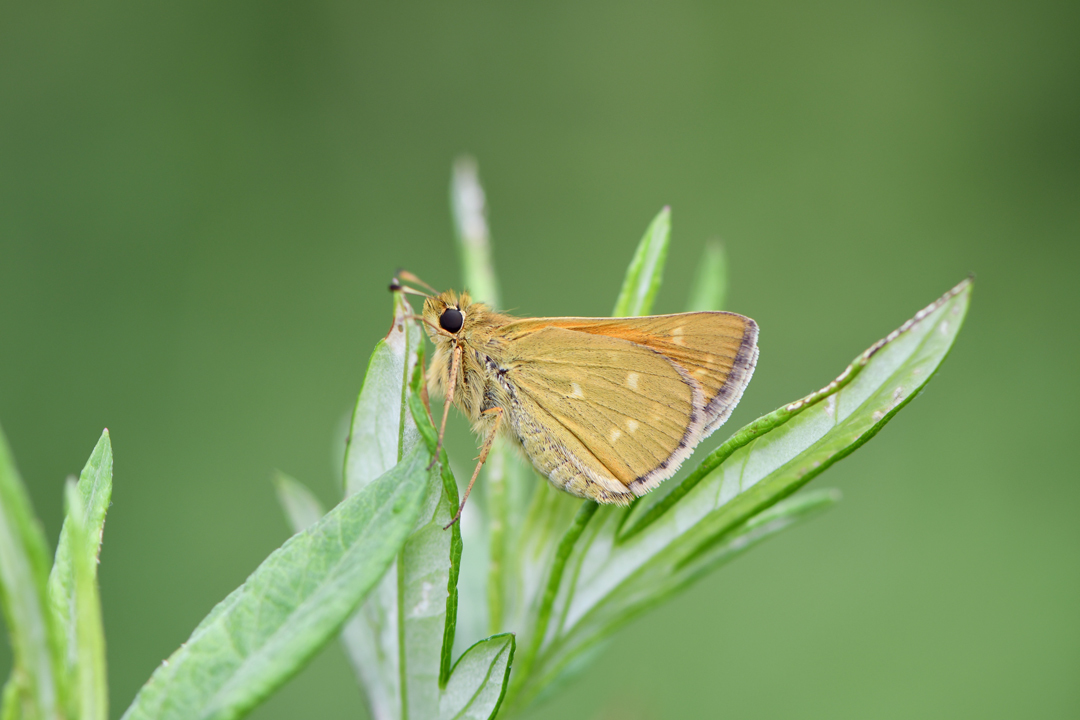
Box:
left=439, top=307, right=464, bottom=333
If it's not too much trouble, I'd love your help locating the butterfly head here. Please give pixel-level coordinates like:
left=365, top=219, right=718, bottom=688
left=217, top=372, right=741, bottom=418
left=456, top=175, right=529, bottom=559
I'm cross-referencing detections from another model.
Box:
left=422, top=290, right=488, bottom=345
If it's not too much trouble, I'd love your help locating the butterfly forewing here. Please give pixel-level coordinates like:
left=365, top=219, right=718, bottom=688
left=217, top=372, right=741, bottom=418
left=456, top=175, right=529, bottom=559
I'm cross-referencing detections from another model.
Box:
left=503, top=312, right=758, bottom=434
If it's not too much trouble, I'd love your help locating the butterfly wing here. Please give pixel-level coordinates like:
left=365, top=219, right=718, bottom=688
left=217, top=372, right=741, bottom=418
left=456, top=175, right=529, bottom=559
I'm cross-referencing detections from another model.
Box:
left=498, top=312, right=758, bottom=503
left=505, top=312, right=759, bottom=435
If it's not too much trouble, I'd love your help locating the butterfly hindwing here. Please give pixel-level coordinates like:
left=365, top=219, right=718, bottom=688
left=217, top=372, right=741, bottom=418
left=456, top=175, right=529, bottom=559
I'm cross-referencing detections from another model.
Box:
left=503, top=326, right=704, bottom=502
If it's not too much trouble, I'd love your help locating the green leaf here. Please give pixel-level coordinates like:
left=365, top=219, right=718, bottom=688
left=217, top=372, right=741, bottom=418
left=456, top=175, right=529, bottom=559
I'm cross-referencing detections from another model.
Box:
left=338, top=291, right=425, bottom=718
left=507, top=277, right=973, bottom=710
left=451, top=156, right=499, bottom=308
left=297, top=305, right=508, bottom=719
left=344, top=291, right=423, bottom=497
left=684, top=241, right=727, bottom=312
left=272, top=472, right=325, bottom=533
left=0, top=423, right=63, bottom=720
left=121, top=443, right=433, bottom=720
left=612, top=207, right=671, bottom=317
left=336, top=288, right=463, bottom=720
left=46, top=430, right=112, bottom=672
left=278, top=434, right=494, bottom=720
left=1, top=678, right=19, bottom=720
left=438, top=634, right=515, bottom=720
left=63, top=480, right=108, bottom=720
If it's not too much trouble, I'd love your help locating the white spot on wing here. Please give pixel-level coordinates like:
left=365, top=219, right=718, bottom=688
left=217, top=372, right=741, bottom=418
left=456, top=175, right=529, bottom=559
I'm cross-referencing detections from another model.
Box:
left=610, top=428, right=622, bottom=443
left=627, top=419, right=639, bottom=433
left=571, top=382, right=584, bottom=398
left=627, top=372, right=639, bottom=390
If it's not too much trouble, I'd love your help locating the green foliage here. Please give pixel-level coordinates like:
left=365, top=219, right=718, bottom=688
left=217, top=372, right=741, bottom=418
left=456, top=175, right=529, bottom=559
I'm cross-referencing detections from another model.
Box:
left=685, top=240, right=728, bottom=313
left=613, top=206, right=671, bottom=318
left=0, top=430, right=113, bottom=720
left=62, top=481, right=107, bottom=720
left=0, top=160, right=971, bottom=720
left=0, top=425, right=64, bottom=720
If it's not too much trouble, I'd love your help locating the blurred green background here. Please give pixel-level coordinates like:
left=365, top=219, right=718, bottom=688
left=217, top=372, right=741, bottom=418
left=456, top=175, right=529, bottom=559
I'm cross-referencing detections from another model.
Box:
left=1, top=1, right=1077, bottom=718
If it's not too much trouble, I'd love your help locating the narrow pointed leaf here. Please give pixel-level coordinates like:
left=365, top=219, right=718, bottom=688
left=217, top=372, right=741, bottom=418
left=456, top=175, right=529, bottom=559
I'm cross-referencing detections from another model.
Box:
left=613, top=207, right=671, bottom=317
left=121, top=444, right=433, bottom=720
left=438, top=635, right=515, bottom=720
left=64, top=480, right=108, bottom=720
left=451, top=156, right=499, bottom=308
left=684, top=241, right=727, bottom=312
left=47, top=430, right=112, bottom=668
left=510, top=278, right=972, bottom=709
left=0, top=424, right=63, bottom=720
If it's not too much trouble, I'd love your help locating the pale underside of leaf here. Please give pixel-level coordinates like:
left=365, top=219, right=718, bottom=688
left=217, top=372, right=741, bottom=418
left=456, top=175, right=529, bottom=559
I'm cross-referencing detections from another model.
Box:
left=338, top=292, right=424, bottom=720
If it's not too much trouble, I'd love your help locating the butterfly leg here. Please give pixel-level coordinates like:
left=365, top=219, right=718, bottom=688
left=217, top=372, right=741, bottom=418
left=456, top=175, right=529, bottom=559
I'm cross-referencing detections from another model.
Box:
left=444, top=406, right=503, bottom=529
left=429, top=343, right=460, bottom=470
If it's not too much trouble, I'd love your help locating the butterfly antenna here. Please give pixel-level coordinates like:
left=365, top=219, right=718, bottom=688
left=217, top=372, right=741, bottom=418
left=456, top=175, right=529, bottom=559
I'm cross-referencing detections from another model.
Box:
left=389, top=281, right=433, bottom=300
left=396, top=269, right=439, bottom=295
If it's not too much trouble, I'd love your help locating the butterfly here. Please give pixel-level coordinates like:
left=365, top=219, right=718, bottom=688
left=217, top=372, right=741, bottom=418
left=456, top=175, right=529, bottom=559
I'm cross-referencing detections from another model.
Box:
left=392, top=272, right=758, bottom=527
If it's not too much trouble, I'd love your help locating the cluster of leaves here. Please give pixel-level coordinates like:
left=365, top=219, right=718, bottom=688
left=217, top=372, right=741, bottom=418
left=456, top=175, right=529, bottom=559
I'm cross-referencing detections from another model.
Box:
left=0, top=160, right=971, bottom=720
